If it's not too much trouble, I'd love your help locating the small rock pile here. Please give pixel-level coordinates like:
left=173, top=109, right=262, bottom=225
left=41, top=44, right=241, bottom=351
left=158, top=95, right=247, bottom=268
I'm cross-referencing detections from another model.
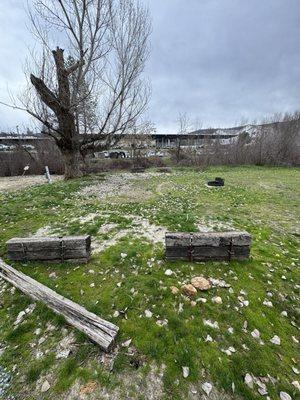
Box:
left=172, top=276, right=230, bottom=299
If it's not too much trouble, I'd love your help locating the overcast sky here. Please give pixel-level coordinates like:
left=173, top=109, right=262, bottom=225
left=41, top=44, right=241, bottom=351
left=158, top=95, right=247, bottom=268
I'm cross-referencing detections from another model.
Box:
left=0, top=0, right=300, bottom=133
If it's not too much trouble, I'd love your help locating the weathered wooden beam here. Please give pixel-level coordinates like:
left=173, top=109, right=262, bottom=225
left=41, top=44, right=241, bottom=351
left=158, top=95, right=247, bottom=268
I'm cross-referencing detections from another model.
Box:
left=6, top=236, right=91, bottom=263
left=0, top=259, right=118, bottom=351
left=165, top=231, right=251, bottom=262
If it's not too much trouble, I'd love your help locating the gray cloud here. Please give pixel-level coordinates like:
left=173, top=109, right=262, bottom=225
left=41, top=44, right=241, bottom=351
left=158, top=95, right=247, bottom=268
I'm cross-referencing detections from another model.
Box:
left=1, top=0, right=300, bottom=133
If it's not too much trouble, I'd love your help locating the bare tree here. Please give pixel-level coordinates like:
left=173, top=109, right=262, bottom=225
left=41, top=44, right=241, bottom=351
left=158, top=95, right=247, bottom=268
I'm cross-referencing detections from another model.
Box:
left=172, top=112, right=190, bottom=163
left=3, top=0, right=151, bottom=179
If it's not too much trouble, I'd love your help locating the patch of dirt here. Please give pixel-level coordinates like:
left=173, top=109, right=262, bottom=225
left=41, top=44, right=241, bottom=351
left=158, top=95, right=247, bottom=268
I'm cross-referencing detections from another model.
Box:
left=79, top=172, right=162, bottom=202
left=63, top=363, right=165, bottom=400
left=0, top=175, right=63, bottom=192
left=93, top=215, right=167, bottom=253
left=196, top=217, right=236, bottom=232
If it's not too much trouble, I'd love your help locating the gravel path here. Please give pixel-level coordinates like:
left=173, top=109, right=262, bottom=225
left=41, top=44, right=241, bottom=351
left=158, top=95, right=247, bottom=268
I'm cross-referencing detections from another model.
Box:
left=0, top=175, right=63, bottom=192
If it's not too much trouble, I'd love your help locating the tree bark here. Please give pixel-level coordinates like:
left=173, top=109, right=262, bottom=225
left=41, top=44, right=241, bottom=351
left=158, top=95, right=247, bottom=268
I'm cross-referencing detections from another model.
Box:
left=61, top=148, right=83, bottom=179
left=31, top=47, right=85, bottom=180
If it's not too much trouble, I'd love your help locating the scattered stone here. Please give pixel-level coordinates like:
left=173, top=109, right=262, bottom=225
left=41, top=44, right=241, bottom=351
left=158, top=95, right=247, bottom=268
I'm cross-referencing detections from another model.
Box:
left=113, top=311, right=120, bottom=318
left=190, top=301, right=197, bottom=307
left=205, top=335, right=213, bottom=342
left=245, top=373, right=254, bottom=389
left=263, top=300, right=273, bottom=307
left=280, top=392, right=292, bottom=400
left=56, top=333, right=76, bottom=359
left=182, top=366, right=189, bottom=378
left=191, top=277, right=211, bottom=291
left=170, top=286, right=180, bottom=295
left=121, top=339, right=132, bottom=347
left=145, top=310, right=153, bottom=318
left=41, top=380, right=50, bottom=393
left=203, top=319, right=219, bottom=329
left=212, top=296, right=222, bottom=305
left=202, top=382, right=213, bottom=396
left=120, top=253, right=127, bottom=259
left=209, top=278, right=230, bottom=288
left=292, top=367, right=299, bottom=375
left=270, top=335, right=281, bottom=345
left=251, top=329, right=260, bottom=339
left=156, top=319, right=168, bottom=327
left=281, top=311, right=288, bottom=317
left=165, top=269, right=173, bottom=276
left=182, top=284, right=197, bottom=297
left=292, top=336, right=299, bottom=344
left=197, top=297, right=207, bottom=303
left=292, top=381, right=300, bottom=391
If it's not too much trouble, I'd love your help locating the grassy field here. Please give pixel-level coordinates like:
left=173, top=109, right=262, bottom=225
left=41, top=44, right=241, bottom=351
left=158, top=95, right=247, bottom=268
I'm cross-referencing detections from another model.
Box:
left=0, top=166, right=299, bottom=400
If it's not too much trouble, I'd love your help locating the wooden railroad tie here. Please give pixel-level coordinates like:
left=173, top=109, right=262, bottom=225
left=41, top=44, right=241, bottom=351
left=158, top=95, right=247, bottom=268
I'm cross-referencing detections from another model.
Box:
left=0, top=259, right=118, bottom=351
left=6, top=236, right=91, bottom=264
left=165, top=231, right=251, bottom=262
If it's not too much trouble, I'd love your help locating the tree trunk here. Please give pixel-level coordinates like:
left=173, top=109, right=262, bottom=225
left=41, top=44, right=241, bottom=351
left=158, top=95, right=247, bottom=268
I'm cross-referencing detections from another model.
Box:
left=61, top=148, right=83, bottom=179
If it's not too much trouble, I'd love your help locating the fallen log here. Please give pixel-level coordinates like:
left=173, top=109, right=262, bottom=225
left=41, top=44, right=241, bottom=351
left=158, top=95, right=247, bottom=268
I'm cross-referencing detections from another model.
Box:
left=0, top=259, right=119, bottom=351
left=165, top=231, right=251, bottom=261
left=6, top=236, right=91, bottom=263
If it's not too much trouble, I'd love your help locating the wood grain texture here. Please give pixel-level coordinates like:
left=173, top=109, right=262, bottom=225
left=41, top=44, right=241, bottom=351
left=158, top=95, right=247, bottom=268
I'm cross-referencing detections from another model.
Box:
left=165, top=231, right=251, bottom=262
left=7, top=236, right=91, bottom=263
left=0, top=259, right=118, bottom=351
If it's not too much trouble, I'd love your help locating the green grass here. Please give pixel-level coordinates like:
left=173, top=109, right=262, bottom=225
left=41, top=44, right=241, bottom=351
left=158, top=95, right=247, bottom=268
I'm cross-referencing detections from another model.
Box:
left=0, top=166, right=299, bottom=399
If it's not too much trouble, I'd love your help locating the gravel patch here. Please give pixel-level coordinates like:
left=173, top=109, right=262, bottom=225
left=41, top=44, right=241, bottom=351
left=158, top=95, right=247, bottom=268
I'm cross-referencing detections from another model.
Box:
left=0, top=175, right=63, bottom=192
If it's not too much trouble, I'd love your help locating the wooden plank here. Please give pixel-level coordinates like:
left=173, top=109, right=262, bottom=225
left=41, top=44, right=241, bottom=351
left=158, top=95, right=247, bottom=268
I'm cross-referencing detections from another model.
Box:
left=0, top=259, right=118, bottom=351
left=165, top=233, right=191, bottom=247
left=166, top=245, right=250, bottom=261
left=192, top=232, right=251, bottom=247
left=7, top=236, right=91, bottom=263
left=165, top=231, right=251, bottom=262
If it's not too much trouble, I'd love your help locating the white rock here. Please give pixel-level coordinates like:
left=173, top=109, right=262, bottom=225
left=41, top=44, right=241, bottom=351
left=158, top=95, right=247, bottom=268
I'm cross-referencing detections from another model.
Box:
left=292, top=336, right=299, bottom=344
left=245, top=373, right=254, bottom=389
left=182, top=366, right=189, bottom=378
left=292, top=381, right=300, bottom=391
left=90, top=283, right=95, bottom=288
left=202, top=382, right=212, bottom=396
left=205, top=335, right=213, bottom=342
left=156, top=319, right=168, bottom=327
left=113, top=310, right=120, bottom=317
left=270, top=335, right=281, bottom=345
left=209, top=278, right=230, bottom=288
left=41, top=380, right=50, bottom=393
left=165, top=269, right=173, bottom=276
left=280, top=392, right=292, bottom=400
left=281, top=311, right=288, bottom=317
left=145, top=309, right=153, bottom=318
left=292, top=367, right=299, bottom=375
left=263, top=299, right=273, bottom=307
left=198, top=297, right=207, bottom=303
left=212, top=296, right=222, bottom=304
left=38, top=337, right=46, bottom=345
left=203, top=319, right=219, bottom=329
left=228, top=327, right=234, bottom=334
left=56, top=349, right=71, bottom=359
left=120, top=253, right=127, bottom=258
left=121, top=338, right=132, bottom=347
left=251, top=329, right=260, bottom=339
